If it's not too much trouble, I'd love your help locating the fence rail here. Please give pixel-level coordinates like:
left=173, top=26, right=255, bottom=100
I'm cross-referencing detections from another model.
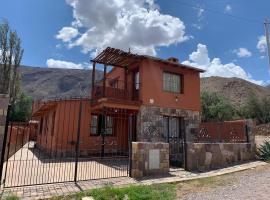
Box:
left=1, top=99, right=134, bottom=188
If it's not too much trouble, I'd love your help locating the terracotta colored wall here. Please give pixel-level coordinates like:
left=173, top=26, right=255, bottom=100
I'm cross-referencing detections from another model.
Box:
left=198, top=120, right=248, bottom=143
left=35, top=99, right=129, bottom=155
left=103, top=59, right=201, bottom=111
left=6, top=125, right=30, bottom=159
left=140, top=59, right=201, bottom=111
left=103, top=67, right=135, bottom=100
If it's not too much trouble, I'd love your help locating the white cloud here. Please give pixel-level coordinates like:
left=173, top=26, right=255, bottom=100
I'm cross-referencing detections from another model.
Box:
left=257, top=35, right=267, bottom=52
left=260, top=55, right=265, bottom=59
left=192, top=24, right=202, bottom=30
left=233, top=48, right=252, bottom=58
left=225, top=4, right=232, bottom=13
left=56, top=27, right=79, bottom=42
left=182, top=44, right=263, bottom=85
left=56, top=0, right=189, bottom=56
left=197, top=8, right=204, bottom=19
left=46, top=58, right=90, bottom=69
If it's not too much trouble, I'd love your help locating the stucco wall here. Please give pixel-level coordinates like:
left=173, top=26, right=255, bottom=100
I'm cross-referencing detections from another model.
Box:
left=104, top=58, right=202, bottom=112
left=131, top=142, right=169, bottom=178
left=140, top=59, right=201, bottom=111
left=35, top=99, right=129, bottom=157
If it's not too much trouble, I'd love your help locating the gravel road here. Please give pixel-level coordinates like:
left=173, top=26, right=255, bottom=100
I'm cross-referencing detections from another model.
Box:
left=179, top=164, right=270, bottom=200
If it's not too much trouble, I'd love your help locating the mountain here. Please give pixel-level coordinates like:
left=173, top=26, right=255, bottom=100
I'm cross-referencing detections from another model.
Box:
left=20, top=66, right=97, bottom=100
left=20, top=66, right=270, bottom=106
left=200, top=76, right=270, bottom=106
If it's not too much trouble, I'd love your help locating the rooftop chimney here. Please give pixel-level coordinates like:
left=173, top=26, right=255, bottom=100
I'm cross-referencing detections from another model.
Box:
left=167, top=57, right=179, bottom=63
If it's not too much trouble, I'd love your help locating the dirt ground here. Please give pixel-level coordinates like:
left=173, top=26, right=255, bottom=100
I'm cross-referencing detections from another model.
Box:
left=176, top=164, right=270, bottom=200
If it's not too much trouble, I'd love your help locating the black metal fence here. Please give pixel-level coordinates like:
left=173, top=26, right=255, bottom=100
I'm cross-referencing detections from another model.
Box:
left=0, top=99, right=135, bottom=188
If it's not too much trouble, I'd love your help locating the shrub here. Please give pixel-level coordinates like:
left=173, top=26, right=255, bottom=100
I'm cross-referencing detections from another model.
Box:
left=10, top=92, right=32, bottom=122
left=243, top=94, right=270, bottom=124
left=257, top=141, right=270, bottom=161
left=201, top=91, right=235, bottom=122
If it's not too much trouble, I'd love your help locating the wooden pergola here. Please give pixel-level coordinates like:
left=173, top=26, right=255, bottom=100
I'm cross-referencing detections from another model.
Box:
left=90, top=47, right=142, bottom=99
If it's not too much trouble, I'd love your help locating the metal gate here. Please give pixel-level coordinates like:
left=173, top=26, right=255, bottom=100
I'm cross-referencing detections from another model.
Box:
left=163, top=116, right=186, bottom=168
left=0, top=100, right=134, bottom=188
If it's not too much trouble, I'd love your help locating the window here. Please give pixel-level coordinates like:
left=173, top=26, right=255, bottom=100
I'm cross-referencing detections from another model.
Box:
left=163, top=72, right=182, bottom=93
left=135, top=72, right=140, bottom=90
left=105, top=116, right=114, bottom=136
left=90, top=115, right=98, bottom=135
left=163, top=116, right=180, bottom=139
left=90, top=115, right=114, bottom=136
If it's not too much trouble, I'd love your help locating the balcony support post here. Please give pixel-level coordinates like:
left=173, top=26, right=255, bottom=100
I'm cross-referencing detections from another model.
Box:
left=124, top=67, right=128, bottom=97
left=103, top=64, right=107, bottom=97
left=91, top=62, right=96, bottom=99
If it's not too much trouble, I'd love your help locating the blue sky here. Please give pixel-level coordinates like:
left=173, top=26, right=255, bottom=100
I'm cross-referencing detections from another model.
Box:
left=1, top=0, right=270, bottom=85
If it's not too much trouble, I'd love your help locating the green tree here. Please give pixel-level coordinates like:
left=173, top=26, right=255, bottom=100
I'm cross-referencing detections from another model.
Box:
left=244, top=94, right=270, bottom=124
left=0, top=20, right=24, bottom=104
left=10, top=93, right=32, bottom=122
left=201, top=91, right=235, bottom=122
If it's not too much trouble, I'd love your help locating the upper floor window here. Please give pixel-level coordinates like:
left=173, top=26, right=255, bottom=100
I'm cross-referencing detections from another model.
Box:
left=163, top=72, right=182, bottom=93
left=135, top=72, right=140, bottom=90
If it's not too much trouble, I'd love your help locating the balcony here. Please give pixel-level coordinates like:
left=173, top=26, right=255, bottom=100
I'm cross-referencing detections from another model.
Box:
left=92, top=78, right=139, bottom=102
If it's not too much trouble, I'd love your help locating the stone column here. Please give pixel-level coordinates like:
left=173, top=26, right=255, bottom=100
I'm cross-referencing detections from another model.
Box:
left=131, top=142, right=169, bottom=178
left=0, top=94, right=9, bottom=159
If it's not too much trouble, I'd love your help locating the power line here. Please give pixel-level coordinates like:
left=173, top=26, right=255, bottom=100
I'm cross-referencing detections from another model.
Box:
left=172, top=0, right=262, bottom=25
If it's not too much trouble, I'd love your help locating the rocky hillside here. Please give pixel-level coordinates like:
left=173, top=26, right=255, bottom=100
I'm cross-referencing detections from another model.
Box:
left=20, top=66, right=100, bottom=100
left=200, top=76, right=270, bottom=107
left=20, top=66, right=270, bottom=105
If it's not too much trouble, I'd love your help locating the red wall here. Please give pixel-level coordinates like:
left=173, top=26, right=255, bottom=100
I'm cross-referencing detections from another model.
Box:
left=105, top=58, right=201, bottom=111
left=198, top=120, right=248, bottom=142
left=140, top=59, right=201, bottom=111
left=35, top=99, right=129, bottom=154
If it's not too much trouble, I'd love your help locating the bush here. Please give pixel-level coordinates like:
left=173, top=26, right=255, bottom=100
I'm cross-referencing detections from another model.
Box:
left=243, top=94, right=270, bottom=124
left=10, top=93, right=32, bottom=122
left=201, top=91, right=235, bottom=122
left=257, top=141, right=270, bottom=161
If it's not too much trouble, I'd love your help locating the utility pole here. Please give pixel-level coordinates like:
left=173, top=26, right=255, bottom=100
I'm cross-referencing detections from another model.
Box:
left=264, top=18, right=270, bottom=71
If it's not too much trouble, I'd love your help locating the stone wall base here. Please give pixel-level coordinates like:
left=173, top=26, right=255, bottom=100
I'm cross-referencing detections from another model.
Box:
left=186, top=142, right=256, bottom=171
left=131, top=142, right=169, bottom=178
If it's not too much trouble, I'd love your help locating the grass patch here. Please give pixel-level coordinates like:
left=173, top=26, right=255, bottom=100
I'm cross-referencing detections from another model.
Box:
left=3, top=194, right=20, bottom=200
left=51, top=184, right=176, bottom=200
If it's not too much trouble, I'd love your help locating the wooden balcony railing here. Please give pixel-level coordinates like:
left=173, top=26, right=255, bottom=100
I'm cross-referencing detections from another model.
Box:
left=92, top=79, right=139, bottom=101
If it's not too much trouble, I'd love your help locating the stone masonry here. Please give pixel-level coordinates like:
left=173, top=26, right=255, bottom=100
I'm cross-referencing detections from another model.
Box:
left=186, top=120, right=256, bottom=171
left=131, top=142, right=169, bottom=178
left=0, top=94, right=9, bottom=159
left=136, top=105, right=200, bottom=142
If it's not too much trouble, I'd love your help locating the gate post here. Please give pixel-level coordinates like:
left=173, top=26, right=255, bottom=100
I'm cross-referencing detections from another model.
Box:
left=74, top=100, right=83, bottom=182
left=0, top=94, right=10, bottom=185
left=128, top=114, right=133, bottom=177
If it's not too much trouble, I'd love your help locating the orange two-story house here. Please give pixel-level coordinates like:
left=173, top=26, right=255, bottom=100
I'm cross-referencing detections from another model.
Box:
left=32, top=47, right=204, bottom=167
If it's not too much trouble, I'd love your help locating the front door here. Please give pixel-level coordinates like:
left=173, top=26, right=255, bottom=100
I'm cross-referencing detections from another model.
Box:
left=163, top=116, right=185, bottom=167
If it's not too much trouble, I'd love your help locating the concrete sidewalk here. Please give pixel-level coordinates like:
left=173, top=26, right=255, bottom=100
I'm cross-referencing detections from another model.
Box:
left=1, top=161, right=267, bottom=200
